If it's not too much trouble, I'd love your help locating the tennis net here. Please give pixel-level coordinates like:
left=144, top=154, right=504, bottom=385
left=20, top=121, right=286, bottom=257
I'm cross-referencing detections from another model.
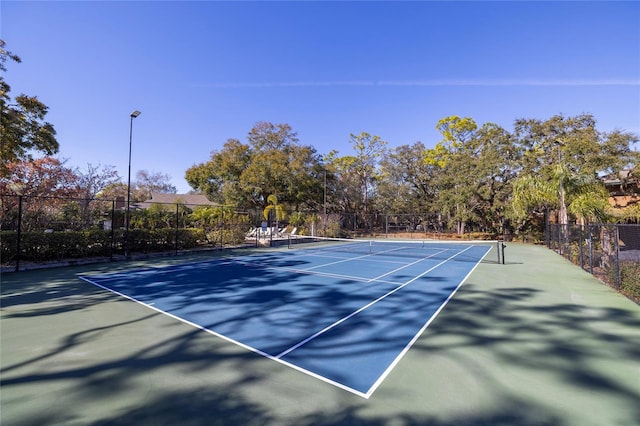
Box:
left=287, top=235, right=505, bottom=264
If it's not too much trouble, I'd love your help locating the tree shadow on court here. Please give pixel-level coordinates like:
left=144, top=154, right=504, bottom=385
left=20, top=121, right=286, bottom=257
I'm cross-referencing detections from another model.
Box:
left=407, top=282, right=640, bottom=425
left=2, top=256, right=640, bottom=425
left=87, top=390, right=564, bottom=426
left=0, top=266, right=122, bottom=315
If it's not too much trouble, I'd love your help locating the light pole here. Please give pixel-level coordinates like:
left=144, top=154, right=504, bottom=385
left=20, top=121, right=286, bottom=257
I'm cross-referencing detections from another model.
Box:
left=9, top=182, right=25, bottom=272
left=125, top=110, right=141, bottom=259
left=323, top=169, right=327, bottom=236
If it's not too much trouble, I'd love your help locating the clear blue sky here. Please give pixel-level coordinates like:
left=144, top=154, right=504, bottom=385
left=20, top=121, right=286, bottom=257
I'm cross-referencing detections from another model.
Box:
left=3, top=1, right=639, bottom=193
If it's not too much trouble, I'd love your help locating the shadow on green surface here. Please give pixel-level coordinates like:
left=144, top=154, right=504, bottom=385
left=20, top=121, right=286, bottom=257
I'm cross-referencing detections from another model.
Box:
left=1, top=261, right=639, bottom=425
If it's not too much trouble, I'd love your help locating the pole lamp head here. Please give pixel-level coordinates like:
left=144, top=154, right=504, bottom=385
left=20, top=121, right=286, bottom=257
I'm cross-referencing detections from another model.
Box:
left=130, top=110, right=141, bottom=118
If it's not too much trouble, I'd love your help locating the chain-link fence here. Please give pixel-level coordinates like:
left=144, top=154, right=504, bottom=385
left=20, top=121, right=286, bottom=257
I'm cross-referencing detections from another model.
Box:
left=548, top=223, right=640, bottom=303
left=244, top=210, right=493, bottom=240
left=2, top=195, right=504, bottom=271
left=1, top=195, right=254, bottom=271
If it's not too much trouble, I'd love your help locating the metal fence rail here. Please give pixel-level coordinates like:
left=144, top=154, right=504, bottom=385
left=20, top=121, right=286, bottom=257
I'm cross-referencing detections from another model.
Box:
left=548, top=223, right=639, bottom=303
left=11, top=192, right=637, bottom=303
left=1, top=195, right=252, bottom=271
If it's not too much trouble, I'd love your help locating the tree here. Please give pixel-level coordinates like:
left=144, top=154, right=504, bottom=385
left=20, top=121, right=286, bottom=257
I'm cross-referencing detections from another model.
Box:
left=76, top=163, right=121, bottom=200
left=471, top=123, right=519, bottom=234
left=347, top=132, right=387, bottom=219
left=247, top=121, right=299, bottom=150
left=433, top=116, right=480, bottom=234
left=186, top=122, right=323, bottom=211
left=96, top=182, right=129, bottom=202
left=135, top=170, right=177, bottom=199
left=513, top=113, right=636, bottom=179
left=510, top=114, right=629, bottom=230
left=512, top=162, right=610, bottom=228
left=0, top=40, right=58, bottom=177
left=324, top=152, right=361, bottom=217
left=185, top=138, right=251, bottom=204
left=0, top=157, right=79, bottom=231
left=242, top=122, right=321, bottom=209
left=263, top=194, right=286, bottom=230
left=1, top=157, right=78, bottom=198
left=71, top=163, right=121, bottom=226
left=378, top=142, right=436, bottom=213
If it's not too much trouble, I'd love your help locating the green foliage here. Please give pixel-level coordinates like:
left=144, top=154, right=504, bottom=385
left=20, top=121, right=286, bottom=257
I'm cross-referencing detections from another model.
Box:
left=3, top=110, right=636, bottom=257
left=512, top=158, right=612, bottom=228
left=288, top=211, right=305, bottom=227
left=606, top=260, right=640, bottom=303
left=1, top=40, right=59, bottom=176
left=204, top=224, right=248, bottom=247
left=130, top=204, right=177, bottom=230
left=323, top=215, right=342, bottom=238
left=263, top=194, right=286, bottom=221
left=189, top=205, right=249, bottom=246
left=185, top=122, right=323, bottom=210
left=511, top=175, right=557, bottom=220
left=0, top=228, right=210, bottom=263
left=1, top=230, right=112, bottom=261
left=616, top=203, right=640, bottom=222
left=618, top=261, right=640, bottom=302
left=436, top=115, right=478, bottom=152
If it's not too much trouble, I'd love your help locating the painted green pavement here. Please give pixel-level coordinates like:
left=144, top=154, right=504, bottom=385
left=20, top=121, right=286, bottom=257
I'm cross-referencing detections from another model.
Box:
left=1, top=244, right=638, bottom=425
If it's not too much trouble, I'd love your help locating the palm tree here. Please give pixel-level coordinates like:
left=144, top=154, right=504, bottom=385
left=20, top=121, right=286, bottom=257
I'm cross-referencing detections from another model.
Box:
left=263, top=194, right=286, bottom=234
left=512, top=162, right=610, bottom=232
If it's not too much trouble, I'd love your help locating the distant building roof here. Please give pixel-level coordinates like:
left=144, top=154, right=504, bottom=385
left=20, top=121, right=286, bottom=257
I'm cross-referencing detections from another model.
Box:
left=136, top=192, right=218, bottom=209
left=603, top=169, right=635, bottom=186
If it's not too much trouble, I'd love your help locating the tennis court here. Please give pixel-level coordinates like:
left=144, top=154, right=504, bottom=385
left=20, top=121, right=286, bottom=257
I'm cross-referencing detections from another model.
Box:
left=79, top=238, right=497, bottom=397
left=2, top=242, right=639, bottom=425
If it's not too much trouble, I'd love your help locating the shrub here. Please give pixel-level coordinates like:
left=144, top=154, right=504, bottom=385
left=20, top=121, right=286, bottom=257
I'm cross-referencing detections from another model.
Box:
left=619, top=261, right=640, bottom=302
left=0, top=228, right=209, bottom=265
left=0, top=230, right=114, bottom=263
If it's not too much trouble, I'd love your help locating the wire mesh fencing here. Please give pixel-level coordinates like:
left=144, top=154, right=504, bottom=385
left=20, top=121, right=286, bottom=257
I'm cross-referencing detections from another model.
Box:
left=548, top=223, right=640, bottom=303
left=1, top=195, right=254, bottom=271
left=2, top=194, right=547, bottom=275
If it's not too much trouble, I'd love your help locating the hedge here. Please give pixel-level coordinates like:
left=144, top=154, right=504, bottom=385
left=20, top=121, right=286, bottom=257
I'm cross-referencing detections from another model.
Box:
left=0, top=228, right=208, bottom=264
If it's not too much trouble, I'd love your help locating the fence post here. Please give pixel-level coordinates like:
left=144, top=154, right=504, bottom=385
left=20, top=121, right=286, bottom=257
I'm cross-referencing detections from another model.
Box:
left=385, top=214, right=388, bottom=238
left=175, top=203, right=179, bottom=256
left=15, top=195, right=23, bottom=272
left=579, top=225, right=584, bottom=269
left=545, top=207, right=550, bottom=248
left=613, top=224, right=621, bottom=291
left=110, top=200, right=115, bottom=261
left=558, top=223, right=563, bottom=255
left=588, top=225, right=593, bottom=275
left=220, top=207, right=224, bottom=249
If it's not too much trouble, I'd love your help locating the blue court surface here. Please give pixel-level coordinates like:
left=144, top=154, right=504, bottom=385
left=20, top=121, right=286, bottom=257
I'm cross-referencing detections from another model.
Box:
left=80, top=240, right=493, bottom=398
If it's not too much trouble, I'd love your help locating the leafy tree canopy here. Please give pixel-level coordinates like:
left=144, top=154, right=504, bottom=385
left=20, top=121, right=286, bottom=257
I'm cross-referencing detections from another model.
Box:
left=1, top=40, right=59, bottom=177
left=185, top=122, right=323, bottom=211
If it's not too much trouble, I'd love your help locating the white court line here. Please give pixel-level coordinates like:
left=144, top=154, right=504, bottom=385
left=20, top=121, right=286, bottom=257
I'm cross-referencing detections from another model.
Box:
left=299, top=251, right=380, bottom=271
left=79, top=243, right=490, bottom=399
left=230, top=257, right=386, bottom=284
left=274, top=245, right=475, bottom=359
left=233, top=249, right=450, bottom=287
left=78, top=274, right=371, bottom=399
left=364, top=244, right=492, bottom=398
left=294, top=250, right=411, bottom=266
left=286, top=242, right=450, bottom=274
left=367, top=248, right=448, bottom=282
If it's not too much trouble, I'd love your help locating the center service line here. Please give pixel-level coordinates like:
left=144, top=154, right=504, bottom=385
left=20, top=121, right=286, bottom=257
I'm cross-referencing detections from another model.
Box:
left=274, top=245, right=475, bottom=359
